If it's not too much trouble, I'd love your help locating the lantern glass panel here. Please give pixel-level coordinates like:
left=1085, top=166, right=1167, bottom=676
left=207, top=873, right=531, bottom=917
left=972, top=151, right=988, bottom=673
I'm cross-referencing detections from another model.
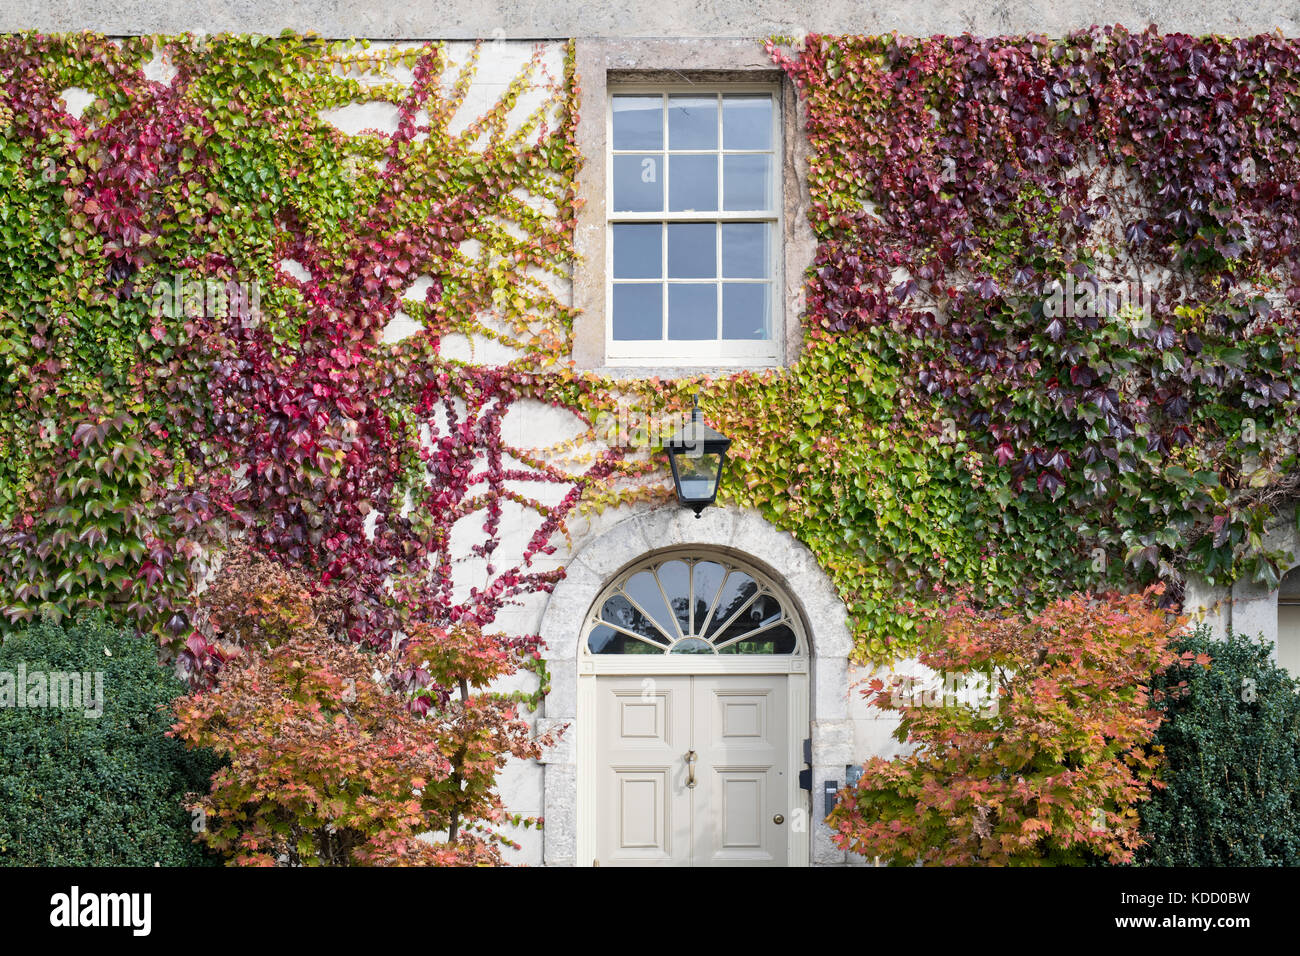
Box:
left=674, top=451, right=721, bottom=501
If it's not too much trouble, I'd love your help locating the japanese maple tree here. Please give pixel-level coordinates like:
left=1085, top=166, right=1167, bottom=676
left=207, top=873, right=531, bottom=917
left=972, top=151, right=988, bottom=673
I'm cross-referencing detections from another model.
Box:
left=171, top=547, right=556, bottom=866
left=830, top=586, right=1202, bottom=865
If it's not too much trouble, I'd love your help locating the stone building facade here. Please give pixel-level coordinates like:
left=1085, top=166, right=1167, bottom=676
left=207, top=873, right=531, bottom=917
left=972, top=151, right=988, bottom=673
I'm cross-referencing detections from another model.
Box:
left=7, top=0, right=1297, bottom=867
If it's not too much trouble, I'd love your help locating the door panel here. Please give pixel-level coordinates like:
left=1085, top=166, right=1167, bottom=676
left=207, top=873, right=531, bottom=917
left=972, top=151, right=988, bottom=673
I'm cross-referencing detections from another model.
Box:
left=594, top=674, right=788, bottom=866
left=693, top=677, right=788, bottom=866
left=617, top=773, right=667, bottom=849
left=596, top=676, right=692, bottom=866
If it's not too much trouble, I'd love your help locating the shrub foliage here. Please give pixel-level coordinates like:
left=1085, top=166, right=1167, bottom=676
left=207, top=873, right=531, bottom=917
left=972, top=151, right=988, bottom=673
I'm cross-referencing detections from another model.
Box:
left=0, top=616, right=221, bottom=866
left=1138, top=625, right=1300, bottom=865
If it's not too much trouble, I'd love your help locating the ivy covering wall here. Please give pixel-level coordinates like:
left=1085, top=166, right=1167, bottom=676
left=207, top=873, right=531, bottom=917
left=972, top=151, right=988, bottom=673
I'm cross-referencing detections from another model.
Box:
left=5, top=27, right=1300, bottom=665
left=737, top=26, right=1300, bottom=658
left=0, top=33, right=623, bottom=674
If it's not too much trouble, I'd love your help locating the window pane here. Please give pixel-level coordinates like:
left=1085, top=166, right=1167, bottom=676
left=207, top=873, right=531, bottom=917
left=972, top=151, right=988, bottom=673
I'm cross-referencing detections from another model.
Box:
left=722, top=222, right=770, bottom=278
left=588, top=623, right=664, bottom=654
left=711, top=596, right=779, bottom=647
left=613, top=223, right=662, bottom=279
left=612, top=154, right=663, bottom=212
left=624, top=570, right=681, bottom=639
left=668, top=95, right=717, bottom=149
left=749, top=593, right=784, bottom=629
left=657, top=560, right=692, bottom=634
left=668, top=283, right=717, bottom=340
left=723, top=154, right=772, bottom=211
left=723, top=95, right=774, bottom=150
left=723, top=283, right=769, bottom=340
left=598, top=594, right=672, bottom=645
left=705, top=571, right=758, bottom=637
left=668, top=154, right=718, bottom=212
left=691, top=560, right=726, bottom=632
left=612, top=283, right=662, bottom=340
left=670, top=637, right=714, bottom=654
left=612, top=95, right=662, bottom=149
left=716, top=623, right=797, bottom=654
left=667, top=223, right=716, bottom=279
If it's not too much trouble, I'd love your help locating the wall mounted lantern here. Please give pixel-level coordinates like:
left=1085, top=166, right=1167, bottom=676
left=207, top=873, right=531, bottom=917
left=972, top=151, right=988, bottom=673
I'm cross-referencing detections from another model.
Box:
left=663, top=395, right=731, bottom=517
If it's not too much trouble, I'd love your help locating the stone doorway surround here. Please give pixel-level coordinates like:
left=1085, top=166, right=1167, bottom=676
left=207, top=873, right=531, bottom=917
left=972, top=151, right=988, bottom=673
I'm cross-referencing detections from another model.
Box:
left=535, top=505, right=856, bottom=866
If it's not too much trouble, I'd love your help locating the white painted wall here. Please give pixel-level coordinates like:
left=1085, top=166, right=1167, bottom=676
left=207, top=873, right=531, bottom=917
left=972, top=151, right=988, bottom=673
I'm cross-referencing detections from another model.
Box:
left=1182, top=507, right=1300, bottom=679
left=9, top=1, right=1294, bottom=41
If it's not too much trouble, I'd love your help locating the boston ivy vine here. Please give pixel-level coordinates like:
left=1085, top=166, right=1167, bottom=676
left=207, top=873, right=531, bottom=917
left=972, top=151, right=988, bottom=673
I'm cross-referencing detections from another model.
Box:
left=0, top=33, right=618, bottom=674
left=8, top=27, right=1300, bottom=667
left=718, top=26, right=1300, bottom=658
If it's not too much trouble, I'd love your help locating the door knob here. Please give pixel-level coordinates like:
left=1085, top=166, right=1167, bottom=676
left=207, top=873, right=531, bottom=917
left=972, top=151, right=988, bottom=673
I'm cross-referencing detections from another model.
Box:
left=773, top=813, right=785, bottom=825
left=685, top=750, right=697, bottom=789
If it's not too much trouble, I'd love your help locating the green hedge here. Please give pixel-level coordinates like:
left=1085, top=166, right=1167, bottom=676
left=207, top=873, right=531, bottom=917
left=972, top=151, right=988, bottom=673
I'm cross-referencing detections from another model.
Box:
left=0, top=616, right=222, bottom=866
left=1138, top=626, right=1300, bottom=865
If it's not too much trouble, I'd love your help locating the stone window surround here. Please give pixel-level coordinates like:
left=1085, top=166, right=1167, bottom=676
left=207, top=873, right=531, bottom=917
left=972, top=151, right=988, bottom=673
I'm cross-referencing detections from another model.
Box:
left=571, top=37, right=817, bottom=376
left=535, top=505, right=856, bottom=866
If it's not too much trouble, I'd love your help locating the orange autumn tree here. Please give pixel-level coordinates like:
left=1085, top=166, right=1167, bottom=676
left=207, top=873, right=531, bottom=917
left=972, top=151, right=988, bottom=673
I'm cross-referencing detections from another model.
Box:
left=830, top=587, right=1203, bottom=866
left=171, top=547, right=553, bottom=866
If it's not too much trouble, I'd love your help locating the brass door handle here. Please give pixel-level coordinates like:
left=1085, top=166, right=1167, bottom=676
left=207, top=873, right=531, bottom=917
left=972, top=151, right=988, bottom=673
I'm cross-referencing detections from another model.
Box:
left=773, top=814, right=785, bottom=825
left=685, top=750, right=697, bottom=789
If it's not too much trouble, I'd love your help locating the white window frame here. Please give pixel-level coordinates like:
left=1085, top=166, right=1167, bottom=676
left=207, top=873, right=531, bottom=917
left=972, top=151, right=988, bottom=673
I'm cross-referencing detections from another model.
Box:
left=604, top=82, right=783, bottom=368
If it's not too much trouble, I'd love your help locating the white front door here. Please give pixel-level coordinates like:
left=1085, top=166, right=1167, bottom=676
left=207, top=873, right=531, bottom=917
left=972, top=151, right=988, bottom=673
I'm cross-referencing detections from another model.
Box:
left=595, top=673, right=790, bottom=866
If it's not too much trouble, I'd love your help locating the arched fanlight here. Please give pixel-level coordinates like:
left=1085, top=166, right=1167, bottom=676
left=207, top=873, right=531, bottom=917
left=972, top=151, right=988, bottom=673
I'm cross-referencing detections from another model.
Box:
left=663, top=395, right=731, bottom=517
left=584, top=552, right=804, bottom=656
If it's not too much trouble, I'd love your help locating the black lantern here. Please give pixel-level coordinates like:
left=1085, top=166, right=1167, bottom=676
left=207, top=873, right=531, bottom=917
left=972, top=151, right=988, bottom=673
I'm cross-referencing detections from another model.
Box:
left=664, top=395, right=731, bottom=517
